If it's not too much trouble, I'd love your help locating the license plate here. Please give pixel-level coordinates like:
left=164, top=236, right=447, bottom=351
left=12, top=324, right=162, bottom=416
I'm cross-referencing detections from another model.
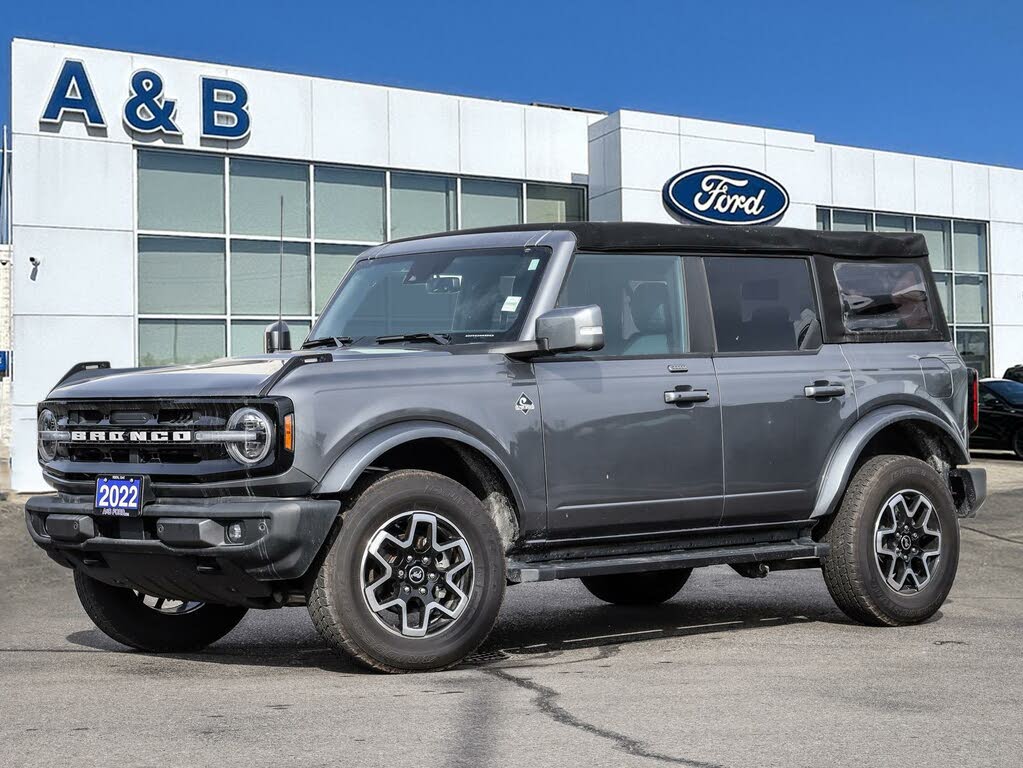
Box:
left=94, top=475, right=144, bottom=516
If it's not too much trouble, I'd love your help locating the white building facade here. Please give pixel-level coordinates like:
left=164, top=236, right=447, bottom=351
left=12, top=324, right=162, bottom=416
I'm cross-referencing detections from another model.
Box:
left=7, top=38, right=1023, bottom=490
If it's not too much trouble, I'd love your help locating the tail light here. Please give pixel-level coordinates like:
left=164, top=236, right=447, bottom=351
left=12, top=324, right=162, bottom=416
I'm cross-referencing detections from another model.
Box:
left=967, top=368, right=980, bottom=433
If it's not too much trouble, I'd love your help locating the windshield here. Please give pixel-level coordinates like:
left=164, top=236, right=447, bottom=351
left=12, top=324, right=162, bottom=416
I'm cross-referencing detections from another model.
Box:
left=310, top=246, right=550, bottom=344
left=986, top=379, right=1023, bottom=405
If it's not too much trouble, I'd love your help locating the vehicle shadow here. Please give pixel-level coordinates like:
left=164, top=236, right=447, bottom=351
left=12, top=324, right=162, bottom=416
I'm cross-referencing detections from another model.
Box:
left=65, top=580, right=870, bottom=674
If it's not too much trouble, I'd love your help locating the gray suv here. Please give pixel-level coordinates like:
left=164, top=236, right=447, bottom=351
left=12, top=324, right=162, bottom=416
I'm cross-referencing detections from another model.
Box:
left=27, top=223, right=987, bottom=673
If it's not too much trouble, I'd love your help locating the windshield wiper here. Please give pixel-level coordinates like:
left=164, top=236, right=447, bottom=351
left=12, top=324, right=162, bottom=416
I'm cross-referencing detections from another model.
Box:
left=375, top=332, right=452, bottom=346
left=301, top=336, right=354, bottom=349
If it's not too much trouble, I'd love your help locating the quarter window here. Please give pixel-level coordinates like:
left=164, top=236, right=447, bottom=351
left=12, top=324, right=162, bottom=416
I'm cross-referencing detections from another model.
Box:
left=833, top=262, right=934, bottom=333
left=705, top=257, right=820, bottom=353
left=557, top=253, right=687, bottom=357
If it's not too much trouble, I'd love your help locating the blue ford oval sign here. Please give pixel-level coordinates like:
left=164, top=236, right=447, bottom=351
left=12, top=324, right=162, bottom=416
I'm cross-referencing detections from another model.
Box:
left=663, top=166, right=789, bottom=226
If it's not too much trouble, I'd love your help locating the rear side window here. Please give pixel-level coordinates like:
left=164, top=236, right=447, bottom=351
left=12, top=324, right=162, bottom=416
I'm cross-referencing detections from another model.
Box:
left=705, top=256, right=820, bottom=353
left=834, top=262, right=934, bottom=333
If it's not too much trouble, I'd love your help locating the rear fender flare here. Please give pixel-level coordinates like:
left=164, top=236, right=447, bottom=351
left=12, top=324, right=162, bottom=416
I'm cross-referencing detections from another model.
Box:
left=811, top=405, right=968, bottom=518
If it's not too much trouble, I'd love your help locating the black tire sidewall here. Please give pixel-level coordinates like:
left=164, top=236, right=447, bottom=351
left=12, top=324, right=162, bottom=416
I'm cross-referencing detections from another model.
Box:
left=851, top=459, right=960, bottom=621
left=329, top=471, right=505, bottom=671
left=74, top=571, right=247, bottom=652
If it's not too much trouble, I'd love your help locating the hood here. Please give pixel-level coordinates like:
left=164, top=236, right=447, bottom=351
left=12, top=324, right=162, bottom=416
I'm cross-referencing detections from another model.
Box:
left=46, top=347, right=425, bottom=401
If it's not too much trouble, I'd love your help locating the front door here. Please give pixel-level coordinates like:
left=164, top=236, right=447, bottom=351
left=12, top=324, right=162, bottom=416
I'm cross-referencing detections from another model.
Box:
left=535, top=252, right=723, bottom=540
left=703, top=255, right=857, bottom=525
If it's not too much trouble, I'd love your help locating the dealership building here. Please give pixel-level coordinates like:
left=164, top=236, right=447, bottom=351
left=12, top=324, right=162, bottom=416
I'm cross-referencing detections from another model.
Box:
left=4, top=37, right=1023, bottom=490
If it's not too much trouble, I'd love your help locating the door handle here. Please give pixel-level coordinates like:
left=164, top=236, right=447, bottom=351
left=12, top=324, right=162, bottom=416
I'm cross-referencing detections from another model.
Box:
left=804, top=383, right=846, bottom=399
left=664, top=389, right=710, bottom=405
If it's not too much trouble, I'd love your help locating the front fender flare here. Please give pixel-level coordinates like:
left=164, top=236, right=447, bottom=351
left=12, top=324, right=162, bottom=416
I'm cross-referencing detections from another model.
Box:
left=811, top=406, right=969, bottom=518
left=314, top=420, right=524, bottom=513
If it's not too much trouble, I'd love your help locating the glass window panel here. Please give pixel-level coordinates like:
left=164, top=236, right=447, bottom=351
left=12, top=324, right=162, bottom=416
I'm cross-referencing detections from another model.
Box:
left=390, top=173, right=456, bottom=239
left=954, top=274, right=989, bottom=324
left=816, top=208, right=831, bottom=231
left=138, top=237, right=225, bottom=314
left=315, top=243, right=363, bottom=314
left=834, top=262, right=934, bottom=332
left=956, top=328, right=990, bottom=378
left=831, top=210, right=873, bottom=231
left=231, top=240, right=310, bottom=315
left=229, top=158, right=309, bottom=237
left=954, top=220, right=987, bottom=272
left=138, top=151, right=224, bottom=233
left=460, top=179, right=522, bottom=229
left=875, top=214, right=912, bottom=232
left=526, top=184, right=584, bottom=223
left=916, top=218, right=951, bottom=271
left=933, top=272, right=953, bottom=323
left=313, top=167, right=385, bottom=242
left=231, top=319, right=311, bottom=357
left=705, top=257, right=820, bottom=352
left=138, top=320, right=225, bottom=367
left=557, top=253, right=687, bottom=357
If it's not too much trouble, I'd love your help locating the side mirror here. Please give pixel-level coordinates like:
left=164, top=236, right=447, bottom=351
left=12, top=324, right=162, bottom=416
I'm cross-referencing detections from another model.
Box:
left=535, top=305, right=604, bottom=354
left=264, top=320, right=292, bottom=354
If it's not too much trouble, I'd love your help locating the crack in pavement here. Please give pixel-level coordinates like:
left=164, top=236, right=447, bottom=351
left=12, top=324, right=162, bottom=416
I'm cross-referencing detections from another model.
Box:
left=961, top=526, right=1023, bottom=545
left=483, top=656, right=723, bottom=768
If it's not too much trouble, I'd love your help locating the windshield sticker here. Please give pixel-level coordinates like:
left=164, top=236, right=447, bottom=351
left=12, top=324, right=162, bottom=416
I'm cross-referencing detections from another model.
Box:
left=527, top=258, right=539, bottom=271
left=501, top=296, right=521, bottom=313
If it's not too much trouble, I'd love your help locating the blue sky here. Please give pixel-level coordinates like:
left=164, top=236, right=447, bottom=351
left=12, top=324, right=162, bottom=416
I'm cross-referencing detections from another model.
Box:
left=2, top=1, right=1021, bottom=166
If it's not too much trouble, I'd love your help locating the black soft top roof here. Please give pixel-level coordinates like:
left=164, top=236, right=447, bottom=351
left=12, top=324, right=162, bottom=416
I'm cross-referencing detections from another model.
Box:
left=401, top=222, right=927, bottom=259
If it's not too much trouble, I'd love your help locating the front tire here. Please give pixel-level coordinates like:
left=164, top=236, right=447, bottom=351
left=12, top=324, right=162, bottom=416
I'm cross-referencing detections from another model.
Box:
left=74, top=571, right=248, bottom=652
left=1012, top=429, right=1023, bottom=460
left=822, top=455, right=959, bottom=626
left=581, top=569, right=691, bottom=605
left=308, top=470, right=506, bottom=673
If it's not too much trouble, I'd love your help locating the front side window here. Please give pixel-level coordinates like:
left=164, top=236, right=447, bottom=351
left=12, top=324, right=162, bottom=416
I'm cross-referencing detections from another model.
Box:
left=556, top=253, right=687, bottom=357
left=311, top=247, right=548, bottom=343
left=705, top=256, right=820, bottom=353
left=834, top=262, right=934, bottom=333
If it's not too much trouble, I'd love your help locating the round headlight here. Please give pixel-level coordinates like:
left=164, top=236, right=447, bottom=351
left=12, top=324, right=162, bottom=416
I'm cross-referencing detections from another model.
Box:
left=226, top=408, right=274, bottom=465
left=38, top=409, right=59, bottom=462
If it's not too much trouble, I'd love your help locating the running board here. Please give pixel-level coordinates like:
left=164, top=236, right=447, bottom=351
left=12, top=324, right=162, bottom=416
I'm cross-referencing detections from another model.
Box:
left=507, top=538, right=828, bottom=584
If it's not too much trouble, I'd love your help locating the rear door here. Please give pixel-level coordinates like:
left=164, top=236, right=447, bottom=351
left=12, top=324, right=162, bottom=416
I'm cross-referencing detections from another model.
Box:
left=704, top=255, right=857, bottom=525
left=534, top=252, right=723, bottom=540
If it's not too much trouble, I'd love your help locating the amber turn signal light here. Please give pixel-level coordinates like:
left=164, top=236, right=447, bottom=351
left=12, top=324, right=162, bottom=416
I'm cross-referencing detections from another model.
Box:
left=283, top=414, right=294, bottom=452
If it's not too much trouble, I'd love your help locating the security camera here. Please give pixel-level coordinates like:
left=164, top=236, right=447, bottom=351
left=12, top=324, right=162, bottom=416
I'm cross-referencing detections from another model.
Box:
left=29, top=256, right=41, bottom=267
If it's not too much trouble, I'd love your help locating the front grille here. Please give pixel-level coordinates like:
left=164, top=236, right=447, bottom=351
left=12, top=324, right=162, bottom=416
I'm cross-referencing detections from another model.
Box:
left=39, top=398, right=292, bottom=487
left=57, top=402, right=232, bottom=464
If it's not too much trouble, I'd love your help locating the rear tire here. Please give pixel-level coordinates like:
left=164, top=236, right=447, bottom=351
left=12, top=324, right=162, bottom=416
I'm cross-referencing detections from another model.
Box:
left=1012, top=429, right=1023, bottom=460
left=822, top=455, right=959, bottom=626
left=581, top=569, right=691, bottom=605
left=308, top=470, right=506, bottom=673
left=74, top=570, right=248, bottom=652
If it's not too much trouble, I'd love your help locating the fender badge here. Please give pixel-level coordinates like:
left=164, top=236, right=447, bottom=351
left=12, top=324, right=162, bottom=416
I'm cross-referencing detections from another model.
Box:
left=515, top=393, right=535, bottom=414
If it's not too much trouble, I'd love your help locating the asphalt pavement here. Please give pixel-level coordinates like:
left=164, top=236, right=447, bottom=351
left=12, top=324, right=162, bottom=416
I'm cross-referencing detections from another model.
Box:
left=1, top=454, right=1021, bottom=768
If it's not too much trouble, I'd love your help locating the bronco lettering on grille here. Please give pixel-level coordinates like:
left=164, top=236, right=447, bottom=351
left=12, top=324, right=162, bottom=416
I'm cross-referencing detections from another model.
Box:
left=69, top=430, right=193, bottom=443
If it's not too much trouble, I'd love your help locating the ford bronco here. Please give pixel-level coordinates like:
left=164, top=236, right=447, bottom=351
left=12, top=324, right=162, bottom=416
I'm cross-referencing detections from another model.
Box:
left=28, top=223, right=986, bottom=672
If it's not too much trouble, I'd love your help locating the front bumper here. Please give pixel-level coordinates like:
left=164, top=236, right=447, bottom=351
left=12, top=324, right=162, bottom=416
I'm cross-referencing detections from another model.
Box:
left=951, top=467, right=987, bottom=518
left=26, top=494, right=340, bottom=607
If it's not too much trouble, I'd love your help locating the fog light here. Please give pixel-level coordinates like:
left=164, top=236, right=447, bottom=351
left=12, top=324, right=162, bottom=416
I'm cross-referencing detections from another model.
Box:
left=226, top=521, right=246, bottom=544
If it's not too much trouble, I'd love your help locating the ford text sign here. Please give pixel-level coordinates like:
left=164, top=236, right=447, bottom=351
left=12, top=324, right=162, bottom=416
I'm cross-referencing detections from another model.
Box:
left=663, top=166, right=789, bottom=226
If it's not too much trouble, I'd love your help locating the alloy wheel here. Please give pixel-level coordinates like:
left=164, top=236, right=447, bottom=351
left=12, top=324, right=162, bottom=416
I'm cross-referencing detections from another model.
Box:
left=873, top=489, right=942, bottom=593
left=135, top=591, right=205, bottom=615
left=360, top=511, right=474, bottom=638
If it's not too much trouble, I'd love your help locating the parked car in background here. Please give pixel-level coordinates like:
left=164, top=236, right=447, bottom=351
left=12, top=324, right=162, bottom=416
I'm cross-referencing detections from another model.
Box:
left=1004, top=365, right=1023, bottom=384
left=973, top=379, right=1023, bottom=459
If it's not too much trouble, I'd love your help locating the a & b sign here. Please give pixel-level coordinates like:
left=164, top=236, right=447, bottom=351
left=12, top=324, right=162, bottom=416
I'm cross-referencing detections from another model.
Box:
left=40, top=59, right=250, bottom=140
